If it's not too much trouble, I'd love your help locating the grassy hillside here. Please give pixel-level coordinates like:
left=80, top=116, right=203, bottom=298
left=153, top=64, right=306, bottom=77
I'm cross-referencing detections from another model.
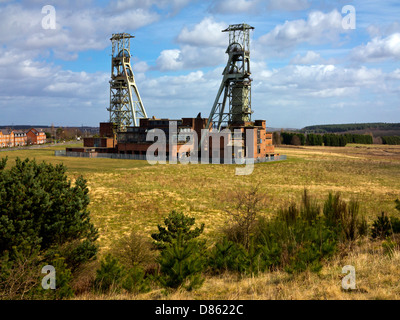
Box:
left=1, top=143, right=400, bottom=299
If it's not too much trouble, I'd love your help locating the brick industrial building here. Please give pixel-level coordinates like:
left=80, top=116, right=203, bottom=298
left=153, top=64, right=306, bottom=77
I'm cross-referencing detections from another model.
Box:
left=67, top=114, right=276, bottom=161
left=0, top=128, right=46, bottom=148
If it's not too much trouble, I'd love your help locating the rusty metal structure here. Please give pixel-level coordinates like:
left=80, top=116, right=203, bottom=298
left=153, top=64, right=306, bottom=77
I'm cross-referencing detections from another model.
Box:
left=108, top=33, right=147, bottom=132
left=66, top=28, right=281, bottom=163
left=200, top=24, right=255, bottom=150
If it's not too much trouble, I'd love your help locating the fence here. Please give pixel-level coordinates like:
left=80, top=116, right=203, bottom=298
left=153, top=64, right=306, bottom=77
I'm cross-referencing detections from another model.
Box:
left=55, top=150, right=287, bottom=164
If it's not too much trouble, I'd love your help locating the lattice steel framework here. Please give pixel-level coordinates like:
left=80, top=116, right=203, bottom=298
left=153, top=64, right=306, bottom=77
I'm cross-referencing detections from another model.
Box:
left=108, top=33, right=147, bottom=132
left=200, top=24, right=254, bottom=147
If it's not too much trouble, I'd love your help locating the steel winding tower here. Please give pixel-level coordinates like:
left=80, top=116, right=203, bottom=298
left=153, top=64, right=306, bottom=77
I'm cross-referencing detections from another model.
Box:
left=108, top=33, right=147, bottom=132
left=200, top=23, right=254, bottom=148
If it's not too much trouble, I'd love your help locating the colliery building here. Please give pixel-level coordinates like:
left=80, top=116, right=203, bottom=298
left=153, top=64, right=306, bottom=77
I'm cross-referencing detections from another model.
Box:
left=67, top=114, right=276, bottom=161
left=65, top=26, right=283, bottom=163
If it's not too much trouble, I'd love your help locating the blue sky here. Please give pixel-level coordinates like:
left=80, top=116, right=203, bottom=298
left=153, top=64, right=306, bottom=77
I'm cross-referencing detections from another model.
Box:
left=0, top=0, right=399, bottom=128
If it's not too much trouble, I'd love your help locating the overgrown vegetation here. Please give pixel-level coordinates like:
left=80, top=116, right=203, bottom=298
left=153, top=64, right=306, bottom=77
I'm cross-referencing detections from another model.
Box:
left=1, top=147, right=400, bottom=299
left=0, top=157, right=98, bottom=299
left=207, top=189, right=374, bottom=278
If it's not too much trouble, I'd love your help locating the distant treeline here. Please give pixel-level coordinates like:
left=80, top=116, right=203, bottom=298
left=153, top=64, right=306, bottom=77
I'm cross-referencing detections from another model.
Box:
left=382, top=136, right=400, bottom=145
left=302, top=123, right=400, bottom=133
left=280, top=132, right=373, bottom=147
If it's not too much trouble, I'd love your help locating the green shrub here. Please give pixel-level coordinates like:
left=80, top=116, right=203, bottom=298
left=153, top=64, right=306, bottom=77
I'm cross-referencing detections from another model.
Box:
left=213, top=191, right=338, bottom=276
left=151, top=210, right=204, bottom=250
left=0, top=157, right=98, bottom=299
left=278, top=189, right=321, bottom=226
left=254, top=219, right=283, bottom=271
left=207, top=239, right=248, bottom=274
left=323, top=192, right=346, bottom=228
left=0, top=157, right=98, bottom=263
left=94, top=254, right=125, bottom=293
left=0, top=249, right=41, bottom=300
left=157, top=232, right=205, bottom=291
left=37, top=255, right=74, bottom=300
left=382, top=239, right=397, bottom=258
left=122, top=266, right=151, bottom=294
left=114, top=229, right=156, bottom=269
left=300, top=189, right=321, bottom=223
left=284, top=220, right=337, bottom=273
left=390, top=217, right=400, bottom=234
left=323, top=193, right=367, bottom=241
left=259, top=191, right=338, bottom=274
left=341, top=200, right=365, bottom=241
left=256, top=217, right=337, bottom=274
left=279, top=203, right=299, bottom=226
left=371, top=212, right=392, bottom=239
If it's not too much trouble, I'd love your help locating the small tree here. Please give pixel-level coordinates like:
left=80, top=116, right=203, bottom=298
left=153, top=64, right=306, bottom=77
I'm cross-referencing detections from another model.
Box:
left=94, top=254, right=125, bottom=293
left=151, top=211, right=204, bottom=250
left=152, top=212, right=206, bottom=291
left=323, top=192, right=367, bottom=242
left=371, top=212, right=392, bottom=239
left=224, top=185, right=266, bottom=249
left=157, top=231, right=205, bottom=291
left=114, top=229, right=155, bottom=269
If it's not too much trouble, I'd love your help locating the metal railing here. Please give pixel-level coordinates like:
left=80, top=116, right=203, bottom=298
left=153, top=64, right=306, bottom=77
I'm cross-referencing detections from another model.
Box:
left=55, top=150, right=287, bottom=164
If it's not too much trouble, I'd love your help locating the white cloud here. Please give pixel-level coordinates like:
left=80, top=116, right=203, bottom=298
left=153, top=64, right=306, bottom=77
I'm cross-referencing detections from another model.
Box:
left=176, top=17, right=227, bottom=47
left=256, top=10, right=345, bottom=55
left=155, top=17, right=232, bottom=71
left=352, top=33, right=400, bottom=62
left=255, top=64, right=387, bottom=98
left=209, top=0, right=310, bottom=14
left=156, top=49, right=183, bottom=71
left=156, top=18, right=231, bottom=72
left=290, top=51, right=325, bottom=65
left=0, top=1, right=166, bottom=58
left=156, top=45, right=226, bottom=71
left=133, top=61, right=150, bottom=73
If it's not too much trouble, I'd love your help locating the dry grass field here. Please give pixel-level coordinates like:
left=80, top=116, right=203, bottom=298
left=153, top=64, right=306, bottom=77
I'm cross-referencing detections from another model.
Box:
left=2, top=143, right=400, bottom=299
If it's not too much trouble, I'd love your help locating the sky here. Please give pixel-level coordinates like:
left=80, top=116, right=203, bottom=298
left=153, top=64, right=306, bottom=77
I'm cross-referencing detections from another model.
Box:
left=0, top=0, right=399, bottom=128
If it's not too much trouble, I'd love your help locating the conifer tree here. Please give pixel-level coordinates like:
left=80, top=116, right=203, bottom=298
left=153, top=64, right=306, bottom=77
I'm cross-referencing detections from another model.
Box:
left=151, top=210, right=204, bottom=250
left=0, top=157, right=98, bottom=299
left=157, top=231, right=205, bottom=291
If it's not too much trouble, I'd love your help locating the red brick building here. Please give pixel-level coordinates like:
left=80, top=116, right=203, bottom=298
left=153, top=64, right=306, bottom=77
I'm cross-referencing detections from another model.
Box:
left=208, top=120, right=275, bottom=160
left=68, top=114, right=277, bottom=161
left=0, top=128, right=46, bottom=148
left=26, top=128, right=46, bottom=145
